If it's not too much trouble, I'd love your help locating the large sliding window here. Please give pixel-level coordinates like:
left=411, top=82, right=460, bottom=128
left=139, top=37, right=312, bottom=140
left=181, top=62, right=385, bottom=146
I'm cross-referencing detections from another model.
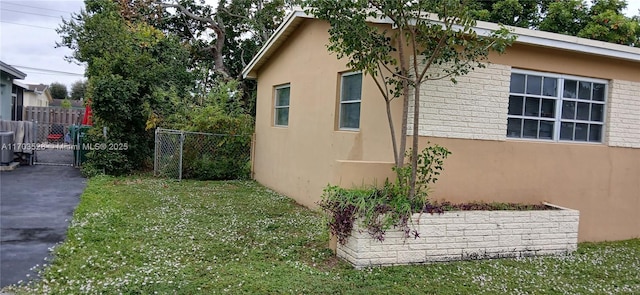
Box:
left=339, top=72, right=362, bottom=130
left=274, top=84, right=290, bottom=127
left=507, top=70, right=606, bottom=143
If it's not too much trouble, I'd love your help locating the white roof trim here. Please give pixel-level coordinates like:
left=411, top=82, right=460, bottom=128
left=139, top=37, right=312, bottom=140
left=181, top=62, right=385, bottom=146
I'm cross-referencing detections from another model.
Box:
left=472, top=20, right=640, bottom=62
left=0, top=61, right=27, bottom=79
left=242, top=9, right=640, bottom=79
left=13, top=80, right=28, bottom=89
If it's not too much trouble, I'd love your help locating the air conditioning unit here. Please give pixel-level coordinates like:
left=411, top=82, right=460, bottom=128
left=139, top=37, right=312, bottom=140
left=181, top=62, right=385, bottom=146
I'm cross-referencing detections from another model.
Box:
left=0, top=131, right=14, bottom=165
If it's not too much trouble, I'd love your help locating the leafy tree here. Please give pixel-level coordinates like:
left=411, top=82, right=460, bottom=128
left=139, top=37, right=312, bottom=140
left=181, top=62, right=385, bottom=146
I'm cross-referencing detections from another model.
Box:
left=153, top=0, right=295, bottom=115
left=578, top=0, right=640, bottom=45
left=538, top=0, right=589, bottom=36
left=58, top=0, right=195, bottom=174
left=49, top=82, right=68, bottom=100
left=306, top=0, right=514, bottom=199
left=472, top=0, right=552, bottom=28
left=70, top=80, right=88, bottom=100
left=473, top=0, right=640, bottom=46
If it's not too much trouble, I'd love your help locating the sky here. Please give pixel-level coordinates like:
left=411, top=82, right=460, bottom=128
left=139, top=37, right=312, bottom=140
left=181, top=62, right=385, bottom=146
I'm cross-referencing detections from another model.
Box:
left=1, top=0, right=85, bottom=88
left=0, top=0, right=639, bottom=91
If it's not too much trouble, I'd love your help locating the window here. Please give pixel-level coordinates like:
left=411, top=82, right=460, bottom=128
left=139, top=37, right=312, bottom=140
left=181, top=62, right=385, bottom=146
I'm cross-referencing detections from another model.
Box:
left=274, top=84, right=290, bottom=126
left=339, top=72, right=362, bottom=130
left=507, top=70, right=606, bottom=143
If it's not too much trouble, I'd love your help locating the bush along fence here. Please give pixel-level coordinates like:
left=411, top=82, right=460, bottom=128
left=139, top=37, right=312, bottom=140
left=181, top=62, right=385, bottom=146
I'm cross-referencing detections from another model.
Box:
left=154, top=128, right=252, bottom=180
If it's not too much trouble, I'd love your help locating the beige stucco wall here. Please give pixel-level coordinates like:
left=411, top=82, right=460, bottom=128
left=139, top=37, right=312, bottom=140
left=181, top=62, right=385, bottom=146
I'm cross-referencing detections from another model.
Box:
left=253, top=20, right=400, bottom=208
left=252, top=18, right=640, bottom=241
left=488, top=43, right=640, bottom=83
left=414, top=136, right=640, bottom=242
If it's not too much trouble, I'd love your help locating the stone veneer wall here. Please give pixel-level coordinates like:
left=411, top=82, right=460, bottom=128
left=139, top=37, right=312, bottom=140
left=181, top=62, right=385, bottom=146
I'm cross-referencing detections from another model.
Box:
left=406, top=62, right=511, bottom=140
left=607, top=79, right=640, bottom=148
left=337, top=205, right=579, bottom=268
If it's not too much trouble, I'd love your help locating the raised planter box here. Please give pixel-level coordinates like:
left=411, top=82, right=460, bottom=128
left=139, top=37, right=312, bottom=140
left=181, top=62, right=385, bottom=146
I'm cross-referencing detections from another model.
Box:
left=337, top=203, right=579, bottom=268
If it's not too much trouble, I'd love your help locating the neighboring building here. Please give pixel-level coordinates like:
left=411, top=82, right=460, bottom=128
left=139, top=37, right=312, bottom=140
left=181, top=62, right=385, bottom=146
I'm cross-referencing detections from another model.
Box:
left=23, top=83, right=53, bottom=108
left=243, top=11, right=640, bottom=242
left=0, top=61, right=27, bottom=120
left=49, top=98, right=84, bottom=109
left=11, top=81, right=27, bottom=121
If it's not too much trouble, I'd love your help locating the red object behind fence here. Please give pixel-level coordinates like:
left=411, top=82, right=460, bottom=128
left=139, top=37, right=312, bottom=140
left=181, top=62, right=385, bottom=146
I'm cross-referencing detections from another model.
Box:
left=82, top=100, right=93, bottom=126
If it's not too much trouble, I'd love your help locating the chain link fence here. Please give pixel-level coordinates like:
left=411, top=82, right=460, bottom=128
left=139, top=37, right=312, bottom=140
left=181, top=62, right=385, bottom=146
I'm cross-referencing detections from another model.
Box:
left=154, top=128, right=253, bottom=180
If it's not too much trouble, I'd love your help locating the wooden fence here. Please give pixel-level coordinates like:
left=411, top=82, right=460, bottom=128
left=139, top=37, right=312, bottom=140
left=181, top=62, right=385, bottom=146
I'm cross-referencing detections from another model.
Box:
left=25, top=106, right=84, bottom=125
left=24, top=106, right=84, bottom=143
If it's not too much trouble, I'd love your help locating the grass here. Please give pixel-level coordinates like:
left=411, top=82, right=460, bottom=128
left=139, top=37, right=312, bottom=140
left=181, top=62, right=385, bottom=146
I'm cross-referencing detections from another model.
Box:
left=4, top=176, right=640, bottom=294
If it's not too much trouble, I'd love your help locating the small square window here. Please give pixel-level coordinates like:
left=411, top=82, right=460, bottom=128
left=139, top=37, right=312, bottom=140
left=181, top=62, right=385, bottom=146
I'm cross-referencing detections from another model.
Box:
left=526, top=75, right=542, bottom=95
left=507, top=118, right=522, bottom=138
left=542, top=77, right=557, bottom=97
left=510, top=73, right=525, bottom=93
left=508, top=96, right=524, bottom=115
left=592, top=84, right=606, bottom=101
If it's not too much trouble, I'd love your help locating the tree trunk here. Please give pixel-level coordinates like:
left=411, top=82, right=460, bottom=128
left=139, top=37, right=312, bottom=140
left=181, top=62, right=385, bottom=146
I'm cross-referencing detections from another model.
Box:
left=384, top=98, right=399, bottom=166
left=397, top=26, right=409, bottom=170
left=409, top=82, right=420, bottom=200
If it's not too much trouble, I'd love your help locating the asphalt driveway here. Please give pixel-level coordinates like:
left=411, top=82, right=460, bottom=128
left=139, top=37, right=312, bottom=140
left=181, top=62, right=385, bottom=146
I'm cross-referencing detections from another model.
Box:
left=0, top=149, right=86, bottom=288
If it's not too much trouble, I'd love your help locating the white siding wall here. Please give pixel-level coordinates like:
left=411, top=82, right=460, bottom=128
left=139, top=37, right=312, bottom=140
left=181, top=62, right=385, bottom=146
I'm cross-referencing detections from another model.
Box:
left=607, top=80, right=640, bottom=148
left=407, top=62, right=511, bottom=140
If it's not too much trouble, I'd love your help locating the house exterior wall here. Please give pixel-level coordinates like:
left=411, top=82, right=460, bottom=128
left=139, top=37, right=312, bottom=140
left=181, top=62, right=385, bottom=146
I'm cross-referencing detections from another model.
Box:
left=402, top=44, right=640, bottom=242
left=407, top=63, right=511, bottom=140
left=414, top=136, right=640, bottom=242
left=251, top=18, right=640, bottom=242
left=23, top=92, right=49, bottom=107
left=0, top=73, right=12, bottom=120
left=607, top=80, right=640, bottom=148
left=252, top=20, right=400, bottom=208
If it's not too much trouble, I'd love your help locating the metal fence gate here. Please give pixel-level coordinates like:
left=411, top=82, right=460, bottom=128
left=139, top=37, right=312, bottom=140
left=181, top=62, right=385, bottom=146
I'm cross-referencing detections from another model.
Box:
left=154, top=128, right=252, bottom=180
left=21, top=106, right=83, bottom=167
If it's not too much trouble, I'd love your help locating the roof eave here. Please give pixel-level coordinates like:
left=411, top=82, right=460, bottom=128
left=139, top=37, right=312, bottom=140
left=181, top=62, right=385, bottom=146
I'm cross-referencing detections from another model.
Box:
left=242, top=10, right=312, bottom=79
left=471, top=20, right=640, bottom=62
left=0, top=61, right=27, bottom=79
left=13, top=80, right=29, bottom=89
left=242, top=10, right=640, bottom=79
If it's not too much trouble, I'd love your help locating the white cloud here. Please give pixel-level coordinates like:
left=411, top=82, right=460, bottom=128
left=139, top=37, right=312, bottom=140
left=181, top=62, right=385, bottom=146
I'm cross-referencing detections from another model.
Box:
left=0, top=0, right=85, bottom=88
left=624, top=1, right=640, bottom=17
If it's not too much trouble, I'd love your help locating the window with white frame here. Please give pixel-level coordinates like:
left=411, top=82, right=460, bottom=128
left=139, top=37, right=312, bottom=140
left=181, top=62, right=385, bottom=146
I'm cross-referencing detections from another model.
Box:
left=507, top=70, right=606, bottom=143
left=339, top=72, right=362, bottom=130
left=274, top=84, right=290, bottom=126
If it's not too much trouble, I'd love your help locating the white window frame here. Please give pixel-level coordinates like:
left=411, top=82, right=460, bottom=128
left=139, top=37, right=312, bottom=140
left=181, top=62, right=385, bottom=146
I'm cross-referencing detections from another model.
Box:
left=507, top=69, right=608, bottom=143
left=338, top=71, right=362, bottom=131
left=274, top=84, right=290, bottom=127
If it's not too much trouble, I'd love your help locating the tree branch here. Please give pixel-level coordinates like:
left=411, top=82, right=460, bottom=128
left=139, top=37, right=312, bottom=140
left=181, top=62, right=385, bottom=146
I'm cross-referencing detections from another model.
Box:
left=159, top=1, right=230, bottom=79
left=159, top=2, right=220, bottom=30
left=417, top=19, right=451, bottom=82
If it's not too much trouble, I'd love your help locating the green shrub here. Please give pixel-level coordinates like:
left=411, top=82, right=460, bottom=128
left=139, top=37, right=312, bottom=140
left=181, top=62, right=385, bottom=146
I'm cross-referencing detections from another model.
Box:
left=178, top=111, right=253, bottom=181
left=164, top=80, right=253, bottom=180
left=319, top=143, right=451, bottom=244
left=81, top=127, right=133, bottom=176
left=181, top=134, right=251, bottom=180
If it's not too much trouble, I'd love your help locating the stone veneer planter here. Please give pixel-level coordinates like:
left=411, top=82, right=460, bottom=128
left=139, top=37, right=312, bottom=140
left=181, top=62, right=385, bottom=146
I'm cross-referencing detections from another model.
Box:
left=337, top=203, right=579, bottom=268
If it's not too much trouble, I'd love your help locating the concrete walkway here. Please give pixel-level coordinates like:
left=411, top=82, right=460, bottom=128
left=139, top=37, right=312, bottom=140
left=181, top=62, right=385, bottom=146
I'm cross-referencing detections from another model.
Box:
left=0, top=148, right=86, bottom=288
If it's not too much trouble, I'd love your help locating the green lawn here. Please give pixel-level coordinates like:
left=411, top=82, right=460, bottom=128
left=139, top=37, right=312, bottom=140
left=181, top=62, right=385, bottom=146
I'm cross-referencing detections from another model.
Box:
left=5, top=176, right=639, bottom=294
